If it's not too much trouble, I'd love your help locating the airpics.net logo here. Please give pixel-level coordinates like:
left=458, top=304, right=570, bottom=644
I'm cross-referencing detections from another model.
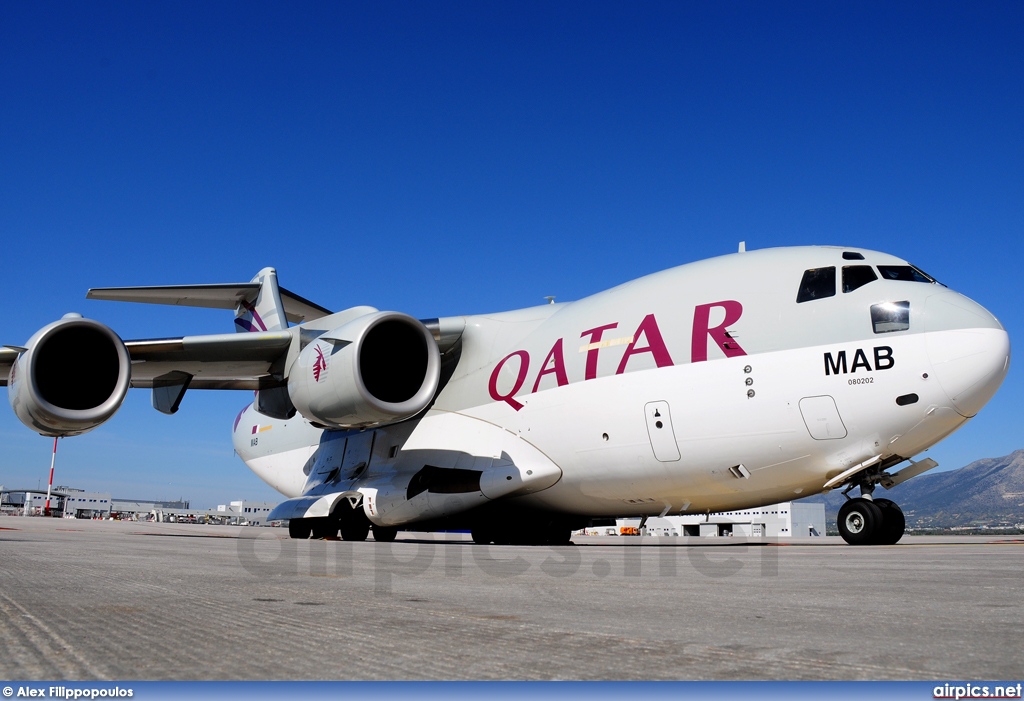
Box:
left=934, top=683, right=1023, bottom=699
left=235, top=532, right=780, bottom=595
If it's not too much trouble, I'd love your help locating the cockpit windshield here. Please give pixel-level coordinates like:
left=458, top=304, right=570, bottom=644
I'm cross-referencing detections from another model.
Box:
left=843, top=265, right=877, bottom=293
left=796, top=267, right=836, bottom=303
left=876, top=265, right=937, bottom=284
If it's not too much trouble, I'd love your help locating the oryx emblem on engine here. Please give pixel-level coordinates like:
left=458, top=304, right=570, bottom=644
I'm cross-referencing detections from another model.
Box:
left=312, top=344, right=327, bottom=382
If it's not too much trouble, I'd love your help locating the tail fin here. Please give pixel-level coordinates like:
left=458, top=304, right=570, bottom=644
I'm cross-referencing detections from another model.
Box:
left=86, top=269, right=333, bottom=328
left=234, top=268, right=288, bottom=333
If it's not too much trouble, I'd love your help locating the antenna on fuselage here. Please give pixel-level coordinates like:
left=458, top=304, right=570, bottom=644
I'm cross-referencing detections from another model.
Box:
left=544, top=296, right=556, bottom=305
left=738, top=241, right=746, bottom=253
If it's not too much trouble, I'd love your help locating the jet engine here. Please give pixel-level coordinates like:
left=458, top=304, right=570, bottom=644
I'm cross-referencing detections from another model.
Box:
left=8, top=315, right=132, bottom=437
left=287, top=311, right=441, bottom=429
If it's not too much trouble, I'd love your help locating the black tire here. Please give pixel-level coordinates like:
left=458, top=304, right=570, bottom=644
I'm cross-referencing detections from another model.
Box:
left=310, top=518, right=338, bottom=539
left=372, top=525, right=398, bottom=542
left=873, top=498, right=906, bottom=545
left=471, top=527, right=494, bottom=545
left=837, top=498, right=883, bottom=545
left=339, top=519, right=370, bottom=541
left=288, top=519, right=312, bottom=539
left=545, top=528, right=574, bottom=545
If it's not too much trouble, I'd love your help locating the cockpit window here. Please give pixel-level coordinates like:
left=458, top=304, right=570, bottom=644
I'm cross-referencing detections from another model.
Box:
left=796, top=267, right=836, bottom=303
left=843, top=265, right=878, bottom=293
left=877, top=265, right=936, bottom=283
left=871, top=301, right=910, bottom=333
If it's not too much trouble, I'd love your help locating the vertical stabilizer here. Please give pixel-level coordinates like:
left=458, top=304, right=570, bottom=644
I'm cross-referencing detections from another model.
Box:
left=235, top=268, right=288, bottom=333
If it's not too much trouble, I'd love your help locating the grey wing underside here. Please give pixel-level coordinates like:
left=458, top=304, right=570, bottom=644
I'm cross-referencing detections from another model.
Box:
left=0, top=347, right=16, bottom=387
left=125, top=331, right=294, bottom=390
left=1, top=332, right=293, bottom=390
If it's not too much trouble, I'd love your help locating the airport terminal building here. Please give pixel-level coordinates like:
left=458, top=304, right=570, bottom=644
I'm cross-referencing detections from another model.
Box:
left=0, top=487, right=274, bottom=525
left=0, top=488, right=112, bottom=518
left=611, top=501, right=826, bottom=538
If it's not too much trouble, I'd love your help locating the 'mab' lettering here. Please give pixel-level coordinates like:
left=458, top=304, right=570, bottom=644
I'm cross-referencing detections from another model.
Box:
left=851, top=349, right=872, bottom=373
left=824, top=346, right=895, bottom=375
left=874, top=346, right=894, bottom=370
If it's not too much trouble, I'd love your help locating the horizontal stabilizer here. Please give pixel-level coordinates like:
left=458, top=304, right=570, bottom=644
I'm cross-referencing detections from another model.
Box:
left=87, top=282, right=332, bottom=325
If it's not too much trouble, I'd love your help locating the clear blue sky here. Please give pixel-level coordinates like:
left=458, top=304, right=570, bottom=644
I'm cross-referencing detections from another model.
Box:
left=1, top=1, right=1021, bottom=507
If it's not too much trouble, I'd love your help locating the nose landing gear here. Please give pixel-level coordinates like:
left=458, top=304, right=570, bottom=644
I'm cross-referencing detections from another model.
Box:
left=837, top=490, right=906, bottom=545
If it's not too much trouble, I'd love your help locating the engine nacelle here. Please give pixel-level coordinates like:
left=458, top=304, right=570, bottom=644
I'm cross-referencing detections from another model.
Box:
left=287, top=311, right=441, bottom=429
left=8, top=315, right=132, bottom=437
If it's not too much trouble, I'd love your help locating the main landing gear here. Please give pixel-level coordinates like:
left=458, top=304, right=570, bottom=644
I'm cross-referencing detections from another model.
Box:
left=471, top=517, right=575, bottom=546
left=287, top=517, right=397, bottom=541
left=287, top=496, right=390, bottom=541
left=837, top=490, right=906, bottom=546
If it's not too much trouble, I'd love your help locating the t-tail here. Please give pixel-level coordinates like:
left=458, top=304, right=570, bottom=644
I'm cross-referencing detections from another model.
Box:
left=234, top=267, right=288, bottom=333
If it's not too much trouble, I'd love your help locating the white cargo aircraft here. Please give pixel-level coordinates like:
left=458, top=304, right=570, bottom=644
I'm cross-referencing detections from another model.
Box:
left=1, top=246, right=1010, bottom=545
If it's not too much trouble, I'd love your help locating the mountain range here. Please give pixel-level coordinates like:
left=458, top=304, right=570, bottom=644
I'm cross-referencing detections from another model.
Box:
left=799, top=449, right=1024, bottom=528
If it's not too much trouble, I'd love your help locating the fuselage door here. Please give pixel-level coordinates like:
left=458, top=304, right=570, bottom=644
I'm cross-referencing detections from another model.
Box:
left=644, top=400, right=681, bottom=462
left=341, top=430, right=376, bottom=481
left=799, top=395, right=848, bottom=440
left=302, top=432, right=347, bottom=493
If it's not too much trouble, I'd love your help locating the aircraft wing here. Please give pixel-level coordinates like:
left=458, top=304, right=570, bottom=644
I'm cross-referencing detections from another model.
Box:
left=0, top=330, right=293, bottom=390
left=124, top=330, right=294, bottom=390
left=0, top=347, right=18, bottom=385
left=2, top=269, right=334, bottom=390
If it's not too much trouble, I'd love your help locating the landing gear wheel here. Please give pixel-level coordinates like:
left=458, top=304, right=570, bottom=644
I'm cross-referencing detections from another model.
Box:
left=872, top=498, right=906, bottom=545
left=545, top=528, right=574, bottom=545
left=288, top=519, right=312, bottom=539
left=471, top=527, right=494, bottom=545
left=310, top=518, right=338, bottom=539
left=339, top=519, right=370, bottom=541
left=837, top=498, right=883, bottom=545
left=372, top=525, right=398, bottom=542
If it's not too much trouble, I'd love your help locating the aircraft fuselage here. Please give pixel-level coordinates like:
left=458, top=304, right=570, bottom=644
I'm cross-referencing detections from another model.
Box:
left=234, top=246, right=1009, bottom=531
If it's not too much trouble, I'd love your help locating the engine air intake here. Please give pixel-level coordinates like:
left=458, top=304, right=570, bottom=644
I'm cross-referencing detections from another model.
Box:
left=360, top=319, right=429, bottom=404
left=288, top=311, right=441, bottom=429
left=8, top=316, right=132, bottom=437
left=35, top=325, right=123, bottom=411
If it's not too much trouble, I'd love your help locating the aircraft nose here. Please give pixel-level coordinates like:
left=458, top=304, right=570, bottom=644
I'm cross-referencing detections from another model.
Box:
left=923, top=291, right=1010, bottom=417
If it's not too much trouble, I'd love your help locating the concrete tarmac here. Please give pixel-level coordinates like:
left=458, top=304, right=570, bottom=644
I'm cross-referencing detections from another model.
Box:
left=1, top=516, right=1021, bottom=681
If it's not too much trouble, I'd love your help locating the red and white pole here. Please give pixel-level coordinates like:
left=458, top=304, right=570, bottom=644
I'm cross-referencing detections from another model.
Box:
left=44, top=437, right=57, bottom=516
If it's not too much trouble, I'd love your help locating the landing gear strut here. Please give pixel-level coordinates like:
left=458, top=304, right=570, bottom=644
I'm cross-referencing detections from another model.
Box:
left=837, top=483, right=906, bottom=545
